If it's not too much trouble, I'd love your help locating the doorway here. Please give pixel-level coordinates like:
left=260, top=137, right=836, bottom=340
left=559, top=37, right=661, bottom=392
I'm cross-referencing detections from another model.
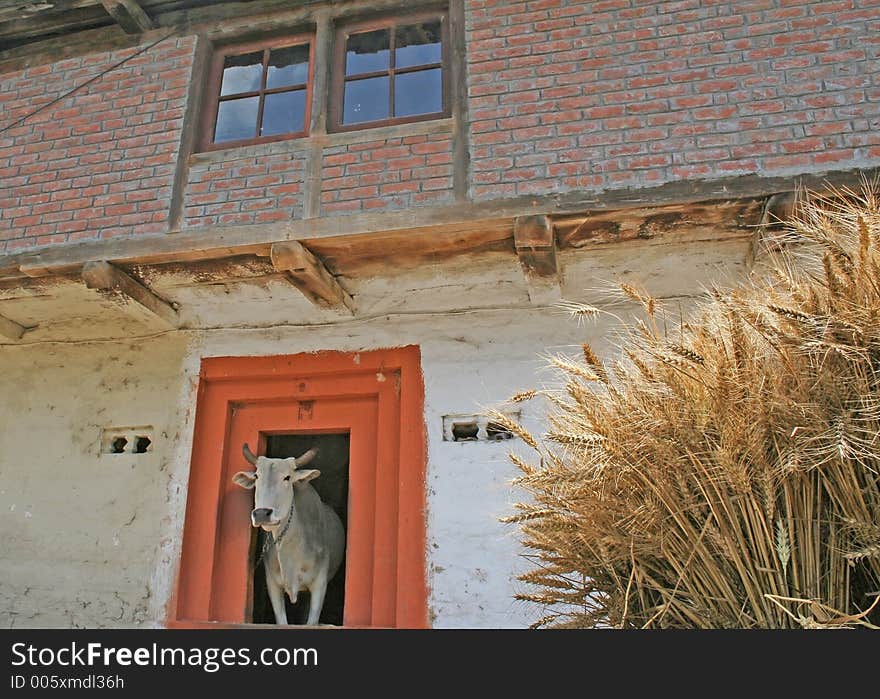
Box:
left=251, top=433, right=350, bottom=625
left=171, top=347, right=429, bottom=628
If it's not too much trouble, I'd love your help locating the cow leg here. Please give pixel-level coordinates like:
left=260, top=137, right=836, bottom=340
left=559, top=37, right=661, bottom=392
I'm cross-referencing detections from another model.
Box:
left=264, top=557, right=288, bottom=625
left=305, top=564, right=330, bottom=626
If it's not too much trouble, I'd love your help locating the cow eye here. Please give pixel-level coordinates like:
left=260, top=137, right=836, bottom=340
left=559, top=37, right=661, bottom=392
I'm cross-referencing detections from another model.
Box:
left=283, top=475, right=291, bottom=482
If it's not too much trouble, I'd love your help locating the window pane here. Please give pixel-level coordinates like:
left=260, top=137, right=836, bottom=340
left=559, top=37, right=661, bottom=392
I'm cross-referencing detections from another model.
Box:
left=345, top=29, right=390, bottom=75
left=214, top=96, right=259, bottom=142
left=267, top=44, right=310, bottom=89
left=395, top=20, right=442, bottom=69
left=261, top=89, right=307, bottom=136
left=343, top=76, right=390, bottom=124
left=220, top=51, right=263, bottom=96
left=394, top=68, right=442, bottom=117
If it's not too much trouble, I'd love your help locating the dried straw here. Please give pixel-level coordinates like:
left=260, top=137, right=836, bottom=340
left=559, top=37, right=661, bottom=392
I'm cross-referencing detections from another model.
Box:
left=504, top=183, right=880, bottom=628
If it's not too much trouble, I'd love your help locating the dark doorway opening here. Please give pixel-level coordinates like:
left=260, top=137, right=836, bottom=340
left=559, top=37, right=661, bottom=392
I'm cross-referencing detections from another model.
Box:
left=250, top=432, right=350, bottom=625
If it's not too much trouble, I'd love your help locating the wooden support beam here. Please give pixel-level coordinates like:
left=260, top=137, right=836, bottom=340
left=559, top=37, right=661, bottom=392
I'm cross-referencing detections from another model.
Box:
left=0, top=1, right=102, bottom=24
left=270, top=241, right=354, bottom=314
left=3, top=167, right=875, bottom=283
left=0, top=5, right=109, bottom=45
left=82, top=260, right=179, bottom=328
left=514, top=214, right=557, bottom=277
left=99, top=0, right=152, bottom=34
left=513, top=214, right=561, bottom=304
left=0, top=313, right=26, bottom=340
left=762, top=191, right=797, bottom=227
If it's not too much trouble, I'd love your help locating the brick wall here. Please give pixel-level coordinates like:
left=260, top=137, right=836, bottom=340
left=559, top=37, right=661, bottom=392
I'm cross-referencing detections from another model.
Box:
left=0, top=37, right=195, bottom=253
left=183, top=149, right=307, bottom=228
left=320, top=132, right=455, bottom=215
left=2, top=1, right=880, bottom=255
left=466, top=0, right=880, bottom=199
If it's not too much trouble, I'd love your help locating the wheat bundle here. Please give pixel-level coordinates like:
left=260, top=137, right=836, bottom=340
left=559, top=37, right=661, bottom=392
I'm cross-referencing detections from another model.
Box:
left=503, top=184, right=880, bottom=628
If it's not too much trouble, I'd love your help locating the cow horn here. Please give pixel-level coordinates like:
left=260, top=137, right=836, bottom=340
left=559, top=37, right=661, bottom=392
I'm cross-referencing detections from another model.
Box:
left=295, top=447, right=318, bottom=467
left=242, top=443, right=258, bottom=465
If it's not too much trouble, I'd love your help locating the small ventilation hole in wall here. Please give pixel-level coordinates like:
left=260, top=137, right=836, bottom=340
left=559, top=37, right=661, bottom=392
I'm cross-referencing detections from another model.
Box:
left=101, top=426, right=154, bottom=455
left=486, top=422, right=513, bottom=441
left=442, top=411, right=522, bottom=442
left=451, top=421, right=479, bottom=442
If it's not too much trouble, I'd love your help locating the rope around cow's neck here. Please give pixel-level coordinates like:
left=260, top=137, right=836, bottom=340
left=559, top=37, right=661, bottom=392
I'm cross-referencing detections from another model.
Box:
left=274, top=502, right=296, bottom=546
left=255, top=500, right=295, bottom=568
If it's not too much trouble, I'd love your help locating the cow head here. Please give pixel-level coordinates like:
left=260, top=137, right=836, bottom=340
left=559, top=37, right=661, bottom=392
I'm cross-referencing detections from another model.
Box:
left=232, top=443, right=320, bottom=530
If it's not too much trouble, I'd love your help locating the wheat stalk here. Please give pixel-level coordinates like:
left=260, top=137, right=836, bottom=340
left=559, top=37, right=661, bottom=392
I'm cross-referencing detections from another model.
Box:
left=502, top=184, right=880, bottom=628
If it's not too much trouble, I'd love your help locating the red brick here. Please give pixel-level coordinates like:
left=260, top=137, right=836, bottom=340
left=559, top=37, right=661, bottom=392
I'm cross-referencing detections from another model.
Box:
left=5, top=3, right=880, bottom=240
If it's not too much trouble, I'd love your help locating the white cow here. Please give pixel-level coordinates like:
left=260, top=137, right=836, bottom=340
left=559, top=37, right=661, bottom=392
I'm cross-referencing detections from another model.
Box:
left=232, top=443, right=345, bottom=625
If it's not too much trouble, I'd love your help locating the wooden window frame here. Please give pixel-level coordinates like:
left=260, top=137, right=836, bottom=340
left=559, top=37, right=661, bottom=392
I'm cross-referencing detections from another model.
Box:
left=199, top=33, right=316, bottom=152
left=329, top=8, right=451, bottom=133
left=168, top=347, right=429, bottom=629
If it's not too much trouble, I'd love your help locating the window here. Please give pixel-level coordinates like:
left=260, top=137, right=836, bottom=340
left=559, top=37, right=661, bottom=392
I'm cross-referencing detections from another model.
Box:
left=200, top=35, right=314, bottom=150
left=331, top=10, right=449, bottom=131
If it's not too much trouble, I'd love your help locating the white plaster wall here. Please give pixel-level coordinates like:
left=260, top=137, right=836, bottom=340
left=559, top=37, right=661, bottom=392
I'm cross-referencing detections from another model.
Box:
left=0, top=310, right=608, bottom=628
left=168, top=309, right=600, bottom=628
left=0, top=238, right=750, bottom=628
left=0, top=334, right=190, bottom=627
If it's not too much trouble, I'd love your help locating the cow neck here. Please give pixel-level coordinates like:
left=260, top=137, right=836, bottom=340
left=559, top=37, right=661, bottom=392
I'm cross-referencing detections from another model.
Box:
left=273, top=495, right=297, bottom=547
left=254, top=485, right=296, bottom=569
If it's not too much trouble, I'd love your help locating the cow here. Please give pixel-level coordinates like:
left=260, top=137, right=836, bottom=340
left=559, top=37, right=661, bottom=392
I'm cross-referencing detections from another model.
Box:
left=232, top=443, right=346, bottom=626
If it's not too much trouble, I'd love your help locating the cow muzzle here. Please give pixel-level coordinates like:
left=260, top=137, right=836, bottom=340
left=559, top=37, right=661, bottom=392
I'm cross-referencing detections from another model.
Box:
left=251, top=508, right=278, bottom=527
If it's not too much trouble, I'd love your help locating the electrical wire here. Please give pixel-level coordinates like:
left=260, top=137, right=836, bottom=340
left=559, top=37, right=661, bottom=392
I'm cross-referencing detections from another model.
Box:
left=0, top=27, right=179, bottom=137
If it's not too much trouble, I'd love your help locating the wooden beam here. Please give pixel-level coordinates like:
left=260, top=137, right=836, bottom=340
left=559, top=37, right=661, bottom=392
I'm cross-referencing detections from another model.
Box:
left=762, top=191, right=797, bottom=227
left=1, top=167, right=875, bottom=284
left=0, top=1, right=102, bottom=23
left=0, top=312, right=25, bottom=340
left=0, top=21, right=138, bottom=74
left=514, top=214, right=557, bottom=277
left=555, top=198, right=767, bottom=249
left=513, top=214, right=560, bottom=304
left=99, top=0, right=152, bottom=34
left=0, top=5, right=109, bottom=45
left=13, top=214, right=513, bottom=278
left=747, top=191, right=806, bottom=267
left=81, top=260, right=179, bottom=327
left=270, top=241, right=354, bottom=314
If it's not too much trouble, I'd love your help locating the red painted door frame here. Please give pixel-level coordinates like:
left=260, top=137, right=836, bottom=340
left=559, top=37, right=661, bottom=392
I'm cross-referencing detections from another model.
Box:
left=168, top=346, right=428, bottom=628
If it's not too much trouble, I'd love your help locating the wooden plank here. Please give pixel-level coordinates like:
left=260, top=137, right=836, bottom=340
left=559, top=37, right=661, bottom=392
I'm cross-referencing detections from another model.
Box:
left=19, top=241, right=271, bottom=277
left=556, top=198, right=767, bottom=249
left=449, top=0, right=470, bottom=203
left=0, top=22, right=138, bottom=73
left=167, top=33, right=210, bottom=232
left=2, top=167, right=874, bottom=283
left=513, top=214, right=560, bottom=304
left=0, top=313, right=25, bottom=340
left=514, top=214, right=556, bottom=278
left=307, top=221, right=513, bottom=274
left=303, top=9, right=332, bottom=219
left=270, top=241, right=354, bottom=314
left=0, top=0, right=448, bottom=64
left=81, top=260, right=179, bottom=327
left=99, top=0, right=153, bottom=33
left=0, top=1, right=102, bottom=22
left=12, top=213, right=516, bottom=278
left=0, top=5, right=109, bottom=44
left=761, top=191, right=798, bottom=226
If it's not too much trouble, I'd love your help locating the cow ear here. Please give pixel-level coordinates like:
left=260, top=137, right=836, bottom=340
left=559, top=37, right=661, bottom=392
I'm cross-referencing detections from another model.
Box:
left=232, top=470, right=257, bottom=489
left=292, top=469, right=320, bottom=484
